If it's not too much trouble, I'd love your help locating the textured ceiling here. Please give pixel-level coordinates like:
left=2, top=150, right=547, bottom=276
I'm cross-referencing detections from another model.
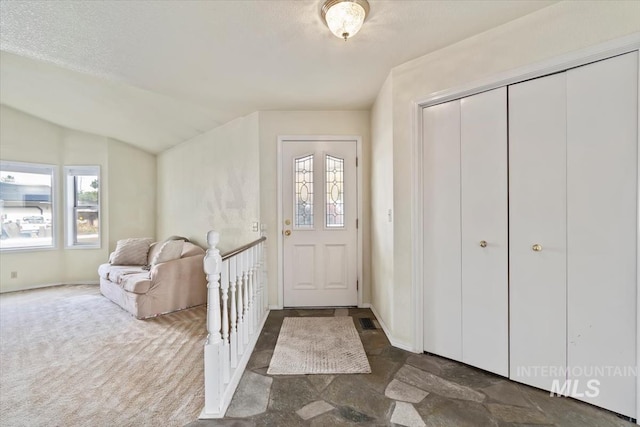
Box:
left=0, top=0, right=557, bottom=153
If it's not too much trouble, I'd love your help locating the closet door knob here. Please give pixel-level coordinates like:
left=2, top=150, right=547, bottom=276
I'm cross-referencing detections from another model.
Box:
left=479, top=240, right=487, bottom=248
left=532, top=244, right=542, bottom=252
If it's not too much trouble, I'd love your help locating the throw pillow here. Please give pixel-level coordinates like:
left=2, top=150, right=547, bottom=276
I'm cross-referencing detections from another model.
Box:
left=150, top=240, right=184, bottom=266
left=165, top=235, right=191, bottom=243
left=110, top=238, right=153, bottom=266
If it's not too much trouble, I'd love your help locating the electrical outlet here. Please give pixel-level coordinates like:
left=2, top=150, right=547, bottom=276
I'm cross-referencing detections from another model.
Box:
left=388, top=209, right=393, bottom=223
left=252, top=222, right=259, bottom=232
left=10, top=271, right=17, bottom=279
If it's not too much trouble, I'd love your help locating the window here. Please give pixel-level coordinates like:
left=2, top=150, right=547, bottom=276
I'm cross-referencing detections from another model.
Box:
left=65, top=166, right=100, bottom=248
left=325, top=155, right=345, bottom=228
left=294, top=154, right=314, bottom=228
left=0, top=161, right=56, bottom=251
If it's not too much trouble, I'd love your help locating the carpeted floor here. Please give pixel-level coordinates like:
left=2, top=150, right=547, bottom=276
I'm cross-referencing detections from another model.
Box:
left=0, top=284, right=206, bottom=427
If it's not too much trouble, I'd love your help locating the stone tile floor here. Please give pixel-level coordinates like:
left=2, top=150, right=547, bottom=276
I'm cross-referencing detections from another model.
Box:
left=187, top=308, right=634, bottom=427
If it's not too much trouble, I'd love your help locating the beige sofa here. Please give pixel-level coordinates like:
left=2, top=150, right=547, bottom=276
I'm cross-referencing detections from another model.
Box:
left=98, top=239, right=207, bottom=319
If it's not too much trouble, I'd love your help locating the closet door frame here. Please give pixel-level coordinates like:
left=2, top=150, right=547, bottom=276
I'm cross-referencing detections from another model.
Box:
left=412, top=34, right=640, bottom=419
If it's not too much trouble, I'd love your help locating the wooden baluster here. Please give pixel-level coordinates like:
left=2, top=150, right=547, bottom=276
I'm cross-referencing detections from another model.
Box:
left=229, top=257, right=238, bottom=368
left=258, top=242, right=263, bottom=315
left=234, top=256, right=244, bottom=356
left=252, top=245, right=259, bottom=331
left=253, top=245, right=261, bottom=326
left=259, top=242, right=265, bottom=315
left=220, top=258, right=230, bottom=384
left=242, top=251, right=250, bottom=345
left=247, top=247, right=255, bottom=334
left=249, top=247, right=255, bottom=335
left=262, top=241, right=267, bottom=314
left=203, top=231, right=223, bottom=415
left=260, top=242, right=269, bottom=311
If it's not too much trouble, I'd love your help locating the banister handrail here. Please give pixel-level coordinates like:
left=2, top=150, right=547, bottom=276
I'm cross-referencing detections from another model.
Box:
left=201, top=231, right=270, bottom=419
left=221, top=236, right=267, bottom=261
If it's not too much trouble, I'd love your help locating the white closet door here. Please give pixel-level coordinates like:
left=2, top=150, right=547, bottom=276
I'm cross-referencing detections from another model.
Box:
left=509, top=73, right=567, bottom=389
left=567, top=52, right=638, bottom=418
left=423, top=100, right=462, bottom=361
left=460, top=87, right=508, bottom=376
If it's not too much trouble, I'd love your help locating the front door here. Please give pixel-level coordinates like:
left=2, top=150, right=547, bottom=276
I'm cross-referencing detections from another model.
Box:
left=282, top=139, right=358, bottom=307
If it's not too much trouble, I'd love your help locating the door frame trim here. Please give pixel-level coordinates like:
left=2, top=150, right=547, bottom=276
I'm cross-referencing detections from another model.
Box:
left=277, top=135, right=364, bottom=309
left=412, top=33, right=640, bottom=356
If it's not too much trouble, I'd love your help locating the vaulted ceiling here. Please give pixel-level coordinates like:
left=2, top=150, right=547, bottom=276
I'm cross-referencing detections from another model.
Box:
left=0, top=1, right=557, bottom=153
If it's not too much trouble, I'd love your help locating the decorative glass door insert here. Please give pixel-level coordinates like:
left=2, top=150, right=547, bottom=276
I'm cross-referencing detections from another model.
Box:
left=325, top=155, right=344, bottom=228
left=294, top=154, right=314, bottom=228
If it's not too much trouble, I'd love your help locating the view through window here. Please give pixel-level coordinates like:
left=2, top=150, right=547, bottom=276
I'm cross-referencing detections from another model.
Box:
left=65, top=166, right=100, bottom=247
left=0, top=161, right=55, bottom=250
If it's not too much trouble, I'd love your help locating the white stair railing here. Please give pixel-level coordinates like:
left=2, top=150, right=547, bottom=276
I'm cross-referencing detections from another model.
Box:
left=200, top=231, right=269, bottom=419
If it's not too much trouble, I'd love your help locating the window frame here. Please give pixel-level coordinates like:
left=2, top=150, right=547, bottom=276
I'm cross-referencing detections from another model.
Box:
left=0, top=160, right=57, bottom=252
left=64, top=165, right=101, bottom=249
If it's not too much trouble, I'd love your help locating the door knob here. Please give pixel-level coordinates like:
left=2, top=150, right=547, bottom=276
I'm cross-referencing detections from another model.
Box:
left=284, top=230, right=291, bottom=236
left=479, top=240, right=487, bottom=248
left=532, top=244, right=542, bottom=252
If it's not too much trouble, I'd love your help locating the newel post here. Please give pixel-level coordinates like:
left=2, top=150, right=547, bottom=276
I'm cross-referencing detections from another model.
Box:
left=203, top=230, right=223, bottom=414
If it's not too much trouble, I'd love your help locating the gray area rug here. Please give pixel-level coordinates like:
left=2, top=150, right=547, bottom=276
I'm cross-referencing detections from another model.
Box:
left=267, top=316, right=371, bottom=375
left=0, top=284, right=205, bottom=427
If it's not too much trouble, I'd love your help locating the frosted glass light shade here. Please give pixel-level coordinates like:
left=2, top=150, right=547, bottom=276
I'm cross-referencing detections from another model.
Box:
left=322, top=0, right=370, bottom=41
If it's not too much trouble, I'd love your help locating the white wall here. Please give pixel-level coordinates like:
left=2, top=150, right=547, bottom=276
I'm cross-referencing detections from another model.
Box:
left=258, top=111, right=371, bottom=307
left=107, top=141, right=158, bottom=249
left=157, top=110, right=370, bottom=307
left=0, top=105, right=156, bottom=292
left=370, top=1, right=640, bottom=347
left=370, top=75, right=394, bottom=331
left=157, top=113, right=261, bottom=251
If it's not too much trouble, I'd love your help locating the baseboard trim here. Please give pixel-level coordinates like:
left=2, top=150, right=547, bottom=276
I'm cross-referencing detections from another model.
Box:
left=0, top=281, right=99, bottom=294
left=358, top=303, right=371, bottom=309
left=369, top=304, right=417, bottom=353
left=199, top=308, right=270, bottom=419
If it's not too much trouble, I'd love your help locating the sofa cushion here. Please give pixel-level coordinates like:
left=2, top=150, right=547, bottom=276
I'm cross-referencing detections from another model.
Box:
left=150, top=240, right=184, bottom=266
left=120, top=273, right=153, bottom=294
left=111, top=238, right=153, bottom=265
left=147, top=242, right=161, bottom=265
left=102, top=265, right=148, bottom=283
left=166, top=235, right=190, bottom=243
left=106, top=265, right=149, bottom=285
left=181, top=242, right=205, bottom=257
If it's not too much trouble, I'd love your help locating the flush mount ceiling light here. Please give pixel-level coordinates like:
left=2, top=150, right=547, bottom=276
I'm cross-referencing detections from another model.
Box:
left=321, top=0, right=370, bottom=41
